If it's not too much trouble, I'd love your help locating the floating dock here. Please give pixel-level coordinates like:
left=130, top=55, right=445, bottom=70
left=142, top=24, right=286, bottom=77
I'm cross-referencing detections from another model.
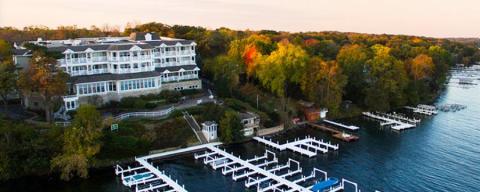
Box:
left=404, top=104, right=438, bottom=116
left=380, top=112, right=421, bottom=124
left=195, top=145, right=360, bottom=192
left=253, top=136, right=339, bottom=157
left=115, top=163, right=187, bottom=192
left=362, top=112, right=416, bottom=131
left=116, top=143, right=381, bottom=192
left=114, top=143, right=222, bottom=192
left=307, top=123, right=359, bottom=142
left=323, top=119, right=359, bottom=131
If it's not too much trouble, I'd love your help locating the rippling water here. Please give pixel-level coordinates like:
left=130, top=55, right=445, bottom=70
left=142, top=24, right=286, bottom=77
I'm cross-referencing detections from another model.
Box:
left=2, top=75, right=480, bottom=192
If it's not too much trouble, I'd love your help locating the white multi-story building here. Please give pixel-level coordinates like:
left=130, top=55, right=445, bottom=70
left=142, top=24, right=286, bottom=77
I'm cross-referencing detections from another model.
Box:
left=13, top=32, right=202, bottom=111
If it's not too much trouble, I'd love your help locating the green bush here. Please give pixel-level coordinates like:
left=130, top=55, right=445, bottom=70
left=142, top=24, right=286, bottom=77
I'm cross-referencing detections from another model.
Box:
left=159, top=90, right=181, bottom=103
left=133, top=99, right=147, bottom=109
left=180, top=89, right=201, bottom=96
left=144, top=102, right=158, bottom=109
left=119, top=97, right=137, bottom=108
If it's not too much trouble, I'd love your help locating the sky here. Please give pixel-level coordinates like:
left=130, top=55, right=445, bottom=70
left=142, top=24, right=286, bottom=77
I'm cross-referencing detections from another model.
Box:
left=0, top=0, right=479, bottom=38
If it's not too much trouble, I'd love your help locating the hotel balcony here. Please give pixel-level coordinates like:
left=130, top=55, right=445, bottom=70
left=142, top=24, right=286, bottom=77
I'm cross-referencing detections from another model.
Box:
left=162, top=74, right=198, bottom=83
left=109, top=56, right=152, bottom=63
left=111, top=67, right=155, bottom=74
left=59, top=56, right=108, bottom=65
left=69, top=68, right=110, bottom=76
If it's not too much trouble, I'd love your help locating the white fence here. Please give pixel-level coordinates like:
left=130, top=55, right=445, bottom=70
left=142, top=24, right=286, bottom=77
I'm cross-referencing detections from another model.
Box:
left=113, top=106, right=175, bottom=121
left=54, top=106, right=175, bottom=127
left=54, top=121, right=72, bottom=127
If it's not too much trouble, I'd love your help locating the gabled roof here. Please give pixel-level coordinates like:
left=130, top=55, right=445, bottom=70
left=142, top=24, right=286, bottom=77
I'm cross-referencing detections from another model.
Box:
left=239, top=112, right=259, bottom=120
left=107, top=43, right=153, bottom=51
left=202, top=121, right=217, bottom=126
left=12, top=49, right=32, bottom=56
left=130, top=32, right=160, bottom=41
left=156, top=65, right=199, bottom=73
left=46, top=43, right=153, bottom=53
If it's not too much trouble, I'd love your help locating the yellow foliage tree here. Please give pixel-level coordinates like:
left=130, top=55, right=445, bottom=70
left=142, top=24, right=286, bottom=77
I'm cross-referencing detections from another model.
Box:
left=409, top=54, right=435, bottom=81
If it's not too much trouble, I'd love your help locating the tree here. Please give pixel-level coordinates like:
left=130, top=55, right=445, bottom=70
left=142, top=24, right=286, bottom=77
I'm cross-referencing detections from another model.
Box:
left=0, top=60, right=16, bottom=111
left=203, top=55, right=241, bottom=97
left=218, top=110, right=243, bottom=144
left=364, top=45, right=408, bottom=111
left=336, top=44, right=370, bottom=103
left=227, top=34, right=273, bottom=79
left=409, top=54, right=434, bottom=81
left=51, top=104, right=103, bottom=181
left=0, top=39, right=11, bottom=60
left=428, top=46, right=452, bottom=88
left=17, top=51, right=68, bottom=122
left=301, top=58, right=347, bottom=115
left=256, top=41, right=308, bottom=97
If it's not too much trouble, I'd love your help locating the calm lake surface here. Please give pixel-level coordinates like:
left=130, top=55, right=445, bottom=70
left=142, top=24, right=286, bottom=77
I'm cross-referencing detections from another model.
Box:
left=2, top=72, right=480, bottom=192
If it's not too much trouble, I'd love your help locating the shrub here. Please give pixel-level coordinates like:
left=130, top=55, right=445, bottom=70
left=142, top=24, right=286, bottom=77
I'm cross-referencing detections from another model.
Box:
left=180, top=89, right=201, bottom=96
left=144, top=102, right=158, bottom=109
left=133, top=99, right=147, bottom=109
left=159, top=90, right=181, bottom=103
left=119, top=97, right=137, bottom=108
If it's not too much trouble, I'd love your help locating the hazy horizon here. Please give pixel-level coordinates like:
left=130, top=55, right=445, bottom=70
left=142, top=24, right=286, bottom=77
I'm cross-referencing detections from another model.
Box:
left=1, top=0, right=479, bottom=38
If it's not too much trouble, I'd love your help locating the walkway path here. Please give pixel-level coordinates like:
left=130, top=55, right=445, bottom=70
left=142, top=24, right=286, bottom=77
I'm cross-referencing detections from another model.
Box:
left=183, top=111, right=208, bottom=144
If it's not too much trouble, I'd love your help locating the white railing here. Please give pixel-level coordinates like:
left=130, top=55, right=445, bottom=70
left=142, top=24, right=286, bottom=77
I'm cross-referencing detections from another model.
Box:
left=178, top=61, right=194, bottom=65
left=55, top=121, right=72, bottom=127
left=110, top=56, right=152, bottom=63
left=113, top=106, right=175, bottom=121
left=164, top=51, right=176, bottom=56
left=180, top=74, right=198, bottom=80
left=178, top=51, right=194, bottom=55
left=91, top=56, right=108, bottom=62
left=69, top=69, right=110, bottom=76
left=162, top=77, right=178, bottom=82
left=112, top=67, right=154, bottom=74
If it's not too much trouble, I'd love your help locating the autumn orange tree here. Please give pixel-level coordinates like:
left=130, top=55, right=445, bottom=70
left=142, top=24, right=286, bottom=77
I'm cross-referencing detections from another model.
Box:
left=409, top=54, right=435, bottom=81
left=18, top=51, right=68, bottom=122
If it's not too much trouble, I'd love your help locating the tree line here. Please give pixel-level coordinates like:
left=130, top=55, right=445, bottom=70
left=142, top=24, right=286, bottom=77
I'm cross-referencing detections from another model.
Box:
left=1, top=22, right=479, bottom=116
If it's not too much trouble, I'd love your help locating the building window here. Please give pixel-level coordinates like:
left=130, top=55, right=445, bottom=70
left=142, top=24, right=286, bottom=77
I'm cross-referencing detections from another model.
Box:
left=119, top=78, right=156, bottom=91
left=77, top=82, right=107, bottom=96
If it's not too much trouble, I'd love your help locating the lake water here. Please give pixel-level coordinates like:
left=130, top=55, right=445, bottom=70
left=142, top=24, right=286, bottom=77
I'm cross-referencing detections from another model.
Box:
left=2, top=72, right=480, bottom=192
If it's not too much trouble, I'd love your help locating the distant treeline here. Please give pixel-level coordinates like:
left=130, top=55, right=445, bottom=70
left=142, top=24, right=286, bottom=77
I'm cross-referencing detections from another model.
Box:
left=1, top=22, right=480, bottom=112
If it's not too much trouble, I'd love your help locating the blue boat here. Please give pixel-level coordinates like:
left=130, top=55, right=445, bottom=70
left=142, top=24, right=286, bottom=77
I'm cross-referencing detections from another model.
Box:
left=122, top=172, right=155, bottom=186
left=311, top=177, right=339, bottom=192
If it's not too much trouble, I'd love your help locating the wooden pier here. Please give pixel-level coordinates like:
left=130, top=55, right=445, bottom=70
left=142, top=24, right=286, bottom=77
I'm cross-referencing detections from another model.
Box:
left=306, top=123, right=359, bottom=142
left=253, top=136, right=339, bottom=157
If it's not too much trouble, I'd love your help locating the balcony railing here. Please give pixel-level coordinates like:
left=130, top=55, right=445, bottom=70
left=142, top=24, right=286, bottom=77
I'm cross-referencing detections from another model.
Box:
left=112, top=67, right=154, bottom=74
left=69, top=69, right=109, bottom=76
left=60, top=56, right=108, bottom=65
left=162, top=74, right=198, bottom=82
left=178, top=51, right=194, bottom=55
left=109, top=56, right=151, bottom=62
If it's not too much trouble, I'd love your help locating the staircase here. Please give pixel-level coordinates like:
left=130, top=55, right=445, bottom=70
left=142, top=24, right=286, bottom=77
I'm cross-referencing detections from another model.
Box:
left=54, top=105, right=71, bottom=121
left=183, top=111, right=208, bottom=144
